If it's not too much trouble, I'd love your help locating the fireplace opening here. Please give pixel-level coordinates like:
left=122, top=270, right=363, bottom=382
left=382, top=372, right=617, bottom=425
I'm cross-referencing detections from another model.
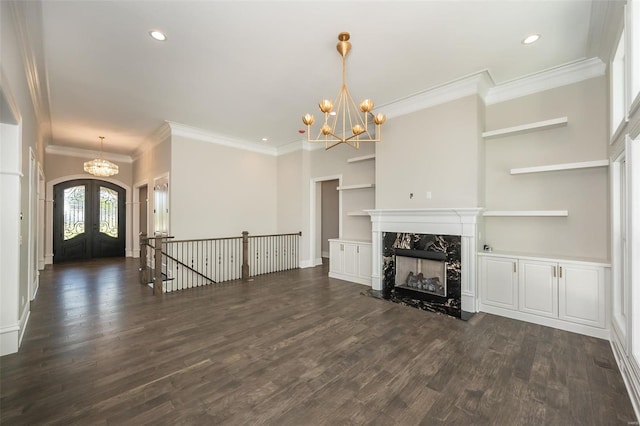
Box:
left=394, top=248, right=447, bottom=297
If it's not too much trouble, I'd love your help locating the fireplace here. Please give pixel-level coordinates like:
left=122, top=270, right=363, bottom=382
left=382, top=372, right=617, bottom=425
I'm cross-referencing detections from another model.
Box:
left=367, top=208, right=483, bottom=318
left=394, top=249, right=447, bottom=297
left=383, top=232, right=462, bottom=318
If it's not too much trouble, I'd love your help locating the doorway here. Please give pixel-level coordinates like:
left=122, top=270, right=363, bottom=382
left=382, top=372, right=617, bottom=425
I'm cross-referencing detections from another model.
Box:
left=53, top=179, right=125, bottom=263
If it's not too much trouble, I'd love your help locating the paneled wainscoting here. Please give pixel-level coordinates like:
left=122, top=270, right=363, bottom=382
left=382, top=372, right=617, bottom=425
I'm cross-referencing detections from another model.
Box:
left=0, top=258, right=635, bottom=424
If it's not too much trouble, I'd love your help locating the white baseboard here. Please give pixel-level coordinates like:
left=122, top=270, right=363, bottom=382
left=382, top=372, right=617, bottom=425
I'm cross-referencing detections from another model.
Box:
left=321, top=250, right=329, bottom=258
left=479, top=303, right=610, bottom=340
left=18, top=307, right=30, bottom=348
left=126, top=249, right=134, bottom=257
left=610, top=332, right=640, bottom=423
left=0, top=323, right=20, bottom=356
left=328, top=271, right=371, bottom=286
left=300, top=258, right=323, bottom=268
left=45, top=253, right=53, bottom=265
left=31, top=276, right=39, bottom=301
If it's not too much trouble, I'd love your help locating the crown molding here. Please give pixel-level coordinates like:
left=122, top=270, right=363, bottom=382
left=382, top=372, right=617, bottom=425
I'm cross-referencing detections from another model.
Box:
left=45, top=144, right=133, bottom=163
left=133, top=121, right=172, bottom=160
left=378, top=71, right=494, bottom=119
left=485, top=57, right=606, bottom=105
left=9, top=1, right=52, bottom=142
left=168, top=122, right=278, bottom=156
left=277, top=139, right=324, bottom=156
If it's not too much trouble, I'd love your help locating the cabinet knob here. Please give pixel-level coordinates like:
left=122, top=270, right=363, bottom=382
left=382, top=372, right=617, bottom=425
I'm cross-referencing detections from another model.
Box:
left=559, top=266, right=563, bottom=278
left=513, top=262, right=517, bottom=273
left=553, top=266, right=557, bottom=277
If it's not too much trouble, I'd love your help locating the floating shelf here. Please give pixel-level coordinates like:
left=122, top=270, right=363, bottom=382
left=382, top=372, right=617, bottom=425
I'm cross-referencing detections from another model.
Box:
left=347, top=154, right=376, bottom=163
left=482, top=117, right=568, bottom=139
left=483, top=210, right=569, bottom=217
left=347, top=211, right=370, bottom=217
left=336, top=183, right=375, bottom=191
left=510, top=160, right=609, bottom=175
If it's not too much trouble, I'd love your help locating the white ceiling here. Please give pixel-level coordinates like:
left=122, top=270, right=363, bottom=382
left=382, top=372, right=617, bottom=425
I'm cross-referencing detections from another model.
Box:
left=39, top=0, right=599, bottom=155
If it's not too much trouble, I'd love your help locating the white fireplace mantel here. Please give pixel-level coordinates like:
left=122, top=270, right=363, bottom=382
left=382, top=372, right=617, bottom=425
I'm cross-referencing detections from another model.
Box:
left=366, top=208, right=483, bottom=312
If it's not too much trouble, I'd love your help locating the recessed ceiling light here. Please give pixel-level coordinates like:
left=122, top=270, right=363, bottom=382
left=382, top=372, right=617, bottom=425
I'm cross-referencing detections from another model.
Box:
left=149, top=30, right=167, bottom=41
left=329, top=111, right=337, bottom=116
left=262, top=137, right=268, bottom=142
left=522, top=34, right=540, bottom=45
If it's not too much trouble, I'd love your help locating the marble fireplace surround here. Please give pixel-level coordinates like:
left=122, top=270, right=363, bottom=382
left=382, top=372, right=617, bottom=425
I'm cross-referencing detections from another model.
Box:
left=366, top=208, right=483, bottom=313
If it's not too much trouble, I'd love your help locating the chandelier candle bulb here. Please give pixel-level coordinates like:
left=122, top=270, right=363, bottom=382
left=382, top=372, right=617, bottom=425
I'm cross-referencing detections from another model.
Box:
left=300, top=32, right=385, bottom=150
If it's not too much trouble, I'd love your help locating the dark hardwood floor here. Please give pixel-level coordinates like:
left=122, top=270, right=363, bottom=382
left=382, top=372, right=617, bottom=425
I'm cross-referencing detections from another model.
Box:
left=0, top=258, right=636, bottom=425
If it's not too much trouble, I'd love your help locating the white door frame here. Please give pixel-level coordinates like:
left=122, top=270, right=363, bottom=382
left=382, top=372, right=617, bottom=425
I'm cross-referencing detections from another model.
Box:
left=27, top=148, right=38, bottom=300
left=309, top=174, right=342, bottom=267
left=132, top=179, right=150, bottom=257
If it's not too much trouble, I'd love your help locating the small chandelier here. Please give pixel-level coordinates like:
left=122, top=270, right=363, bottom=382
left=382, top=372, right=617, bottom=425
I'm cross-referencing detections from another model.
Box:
left=84, top=136, right=119, bottom=177
left=302, top=32, right=386, bottom=150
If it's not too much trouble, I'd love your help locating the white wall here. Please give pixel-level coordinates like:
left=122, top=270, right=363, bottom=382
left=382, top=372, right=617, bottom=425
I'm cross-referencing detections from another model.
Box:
left=170, top=134, right=278, bottom=239
left=376, top=95, right=483, bottom=209
left=0, top=0, right=48, bottom=355
left=484, top=77, right=609, bottom=259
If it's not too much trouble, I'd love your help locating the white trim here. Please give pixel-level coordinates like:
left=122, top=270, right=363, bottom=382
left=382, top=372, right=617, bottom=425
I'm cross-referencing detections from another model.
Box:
left=18, top=305, right=30, bottom=348
left=168, top=121, right=278, bottom=156
left=485, top=57, right=606, bottom=105
left=479, top=304, right=609, bottom=340
left=0, top=171, right=23, bottom=177
left=45, top=144, right=133, bottom=163
left=309, top=175, right=343, bottom=268
left=0, top=323, right=20, bottom=356
left=132, top=179, right=151, bottom=258
left=300, top=258, right=323, bottom=269
left=379, top=71, right=493, bottom=119
left=482, top=117, right=568, bottom=139
left=133, top=122, right=172, bottom=159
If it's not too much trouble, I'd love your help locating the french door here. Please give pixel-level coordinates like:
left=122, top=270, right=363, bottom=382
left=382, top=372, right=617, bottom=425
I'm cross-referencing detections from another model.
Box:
left=53, top=179, right=125, bottom=263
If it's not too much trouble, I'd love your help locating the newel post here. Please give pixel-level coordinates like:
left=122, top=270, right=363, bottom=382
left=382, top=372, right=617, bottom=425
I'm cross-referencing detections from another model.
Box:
left=154, top=237, right=163, bottom=295
left=242, top=231, right=249, bottom=281
left=139, top=232, right=148, bottom=285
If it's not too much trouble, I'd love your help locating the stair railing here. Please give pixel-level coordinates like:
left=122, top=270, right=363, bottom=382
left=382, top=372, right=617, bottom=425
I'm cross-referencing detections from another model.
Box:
left=139, top=231, right=301, bottom=295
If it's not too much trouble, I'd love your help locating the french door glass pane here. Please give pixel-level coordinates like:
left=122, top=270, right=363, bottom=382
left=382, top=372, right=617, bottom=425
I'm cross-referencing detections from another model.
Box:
left=63, top=186, right=85, bottom=240
left=99, top=186, right=118, bottom=238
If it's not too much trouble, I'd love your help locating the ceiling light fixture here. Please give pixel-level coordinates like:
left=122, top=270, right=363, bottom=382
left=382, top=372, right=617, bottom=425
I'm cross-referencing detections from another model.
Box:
left=522, top=34, right=540, bottom=45
left=84, top=136, right=119, bottom=177
left=262, top=137, right=268, bottom=142
left=149, top=30, right=167, bottom=41
left=302, top=32, right=385, bottom=150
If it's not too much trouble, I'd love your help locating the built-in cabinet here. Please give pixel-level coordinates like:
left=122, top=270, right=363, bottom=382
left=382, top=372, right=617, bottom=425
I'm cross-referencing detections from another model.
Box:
left=328, top=239, right=371, bottom=286
left=479, top=252, right=608, bottom=338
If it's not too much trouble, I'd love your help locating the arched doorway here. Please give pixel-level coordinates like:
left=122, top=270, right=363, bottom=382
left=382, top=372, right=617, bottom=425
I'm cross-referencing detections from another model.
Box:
left=53, top=179, right=125, bottom=263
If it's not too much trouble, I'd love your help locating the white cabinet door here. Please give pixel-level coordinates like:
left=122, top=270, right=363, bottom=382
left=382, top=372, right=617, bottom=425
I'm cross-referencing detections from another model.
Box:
left=559, top=264, right=605, bottom=328
left=329, top=241, right=343, bottom=274
left=344, top=243, right=358, bottom=276
left=357, top=243, right=372, bottom=281
left=519, top=260, right=558, bottom=318
left=481, top=256, right=518, bottom=311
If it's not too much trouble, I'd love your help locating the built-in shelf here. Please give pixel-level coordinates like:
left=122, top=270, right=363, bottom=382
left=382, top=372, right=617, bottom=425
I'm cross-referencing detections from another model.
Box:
left=482, top=116, right=568, bottom=139
left=347, top=154, right=376, bottom=163
left=336, top=183, right=375, bottom=191
left=483, top=210, right=569, bottom=217
left=347, top=211, right=370, bottom=217
left=510, top=159, right=609, bottom=175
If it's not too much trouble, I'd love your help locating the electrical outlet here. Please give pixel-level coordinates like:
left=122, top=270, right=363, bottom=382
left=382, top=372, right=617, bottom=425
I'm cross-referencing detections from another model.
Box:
left=409, top=193, right=414, bottom=199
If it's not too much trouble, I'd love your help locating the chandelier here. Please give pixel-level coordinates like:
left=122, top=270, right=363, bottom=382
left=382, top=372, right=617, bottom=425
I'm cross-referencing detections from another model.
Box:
left=84, top=136, right=119, bottom=177
left=302, top=32, right=385, bottom=150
